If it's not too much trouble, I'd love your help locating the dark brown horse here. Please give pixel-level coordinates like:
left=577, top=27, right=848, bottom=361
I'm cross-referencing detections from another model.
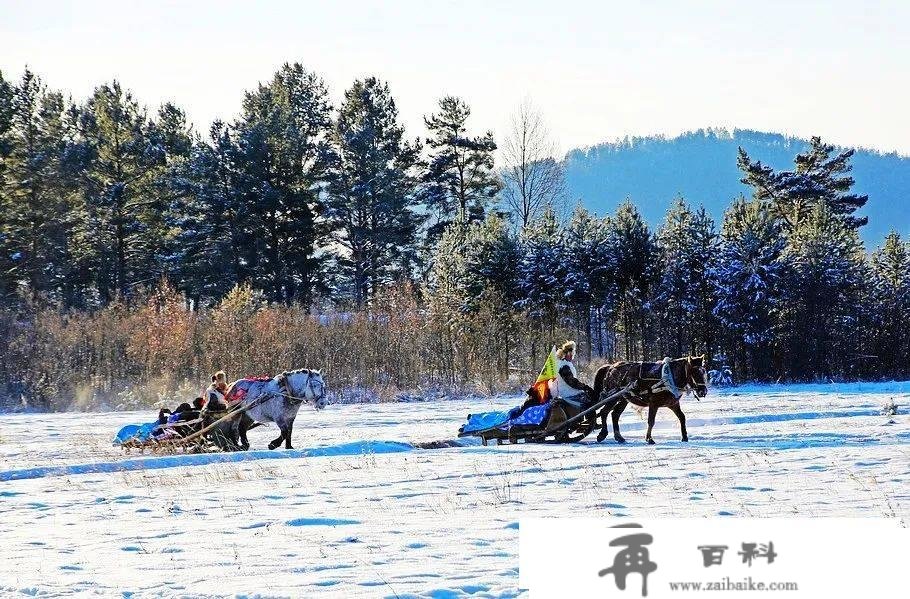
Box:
left=591, top=356, right=708, bottom=444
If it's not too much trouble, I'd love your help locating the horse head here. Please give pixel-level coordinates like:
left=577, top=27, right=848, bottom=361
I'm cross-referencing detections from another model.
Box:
left=283, top=369, right=328, bottom=410
left=685, top=355, right=709, bottom=398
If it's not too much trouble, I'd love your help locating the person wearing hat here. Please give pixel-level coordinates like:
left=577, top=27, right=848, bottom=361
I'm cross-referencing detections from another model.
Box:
left=554, top=341, right=595, bottom=403
left=205, top=370, right=229, bottom=410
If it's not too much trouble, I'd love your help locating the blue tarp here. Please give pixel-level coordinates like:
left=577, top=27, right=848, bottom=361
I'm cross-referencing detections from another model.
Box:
left=113, top=422, right=159, bottom=445
left=461, top=403, right=551, bottom=434
left=508, top=403, right=550, bottom=427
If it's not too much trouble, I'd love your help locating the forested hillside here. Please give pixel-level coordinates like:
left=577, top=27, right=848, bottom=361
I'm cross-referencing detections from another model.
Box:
left=564, top=129, right=910, bottom=245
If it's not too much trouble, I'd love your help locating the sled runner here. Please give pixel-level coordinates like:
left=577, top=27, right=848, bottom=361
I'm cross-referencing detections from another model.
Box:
left=458, top=383, right=635, bottom=445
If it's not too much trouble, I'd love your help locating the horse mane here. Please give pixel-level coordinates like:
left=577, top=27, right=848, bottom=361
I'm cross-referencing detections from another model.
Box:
left=280, top=368, right=323, bottom=379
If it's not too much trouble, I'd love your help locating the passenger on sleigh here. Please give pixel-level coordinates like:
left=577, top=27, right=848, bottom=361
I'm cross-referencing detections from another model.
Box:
left=204, top=370, right=230, bottom=410
left=157, top=397, right=204, bottom=426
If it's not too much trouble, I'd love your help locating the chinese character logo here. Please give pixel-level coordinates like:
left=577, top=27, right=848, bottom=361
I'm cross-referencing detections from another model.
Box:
left=739, top=541, right=777, bottom=566
left=598, top=524, right=658, bottom=597
left=697, top=545, right=729, bottom=567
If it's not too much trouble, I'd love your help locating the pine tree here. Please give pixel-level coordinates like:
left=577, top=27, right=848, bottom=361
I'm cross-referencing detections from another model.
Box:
left=421, top=97, right=500, bottom=240
left=232, top=63, right=332, bottom=305
left=868, top=231, right=910, bottom=377
left=712, top=198, right=787, bottom=379
left=561, top=205, right=613, bottom=358
left=3, top=69, right=75, bottom=303
left=654, top=198, right=697, bottom=357
left=738, top=136, right=868, bottom=230
left=0, top=70, right=17, bottom=302
left=653, top=198, right=718, bottom=358
left=516, top=205, right=565, bottom=324
left=690, top=206, right=719, bottom=356
left=167, top=121, right=243, bottom=305
left=428, top=215, right=519, bottom=315
left=143, top=102, right=193, bottom=286
left=325, top=77, right=422, bottom=307
left=71, top=81, right=164, bottom=302
left=781, top=203, right=866, bottom=378
left=606, top=200, right=658, bottom=360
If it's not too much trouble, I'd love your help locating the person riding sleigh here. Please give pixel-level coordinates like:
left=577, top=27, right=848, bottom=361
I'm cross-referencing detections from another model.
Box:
left=553, top=341, right=595, bottom=405
left=205, top=370, right=230, bottom=411
left=521, top=341, right=595, bottom=411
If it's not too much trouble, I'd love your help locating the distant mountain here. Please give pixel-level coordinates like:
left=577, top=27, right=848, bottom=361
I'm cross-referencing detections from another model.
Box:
left=562, top=128, right=910, bottom=246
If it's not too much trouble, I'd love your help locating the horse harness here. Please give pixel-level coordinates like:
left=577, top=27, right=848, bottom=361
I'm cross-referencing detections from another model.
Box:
left=628, top=357, right=705, bottom=401
left=274, top=371, right=323, bottom=405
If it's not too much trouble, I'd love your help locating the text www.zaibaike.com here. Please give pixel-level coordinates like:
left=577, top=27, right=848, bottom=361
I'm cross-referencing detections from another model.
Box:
left=668, top=576, right=799, bottom=592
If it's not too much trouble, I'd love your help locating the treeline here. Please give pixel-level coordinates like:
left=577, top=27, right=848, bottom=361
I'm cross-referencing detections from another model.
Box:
left=1, top=64, right=909, bottom=409
left=0, top=65, right=506, bottom=308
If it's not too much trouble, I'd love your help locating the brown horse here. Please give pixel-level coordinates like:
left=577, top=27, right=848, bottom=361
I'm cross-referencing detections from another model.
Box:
left=591, top=356, right=708, bottom=444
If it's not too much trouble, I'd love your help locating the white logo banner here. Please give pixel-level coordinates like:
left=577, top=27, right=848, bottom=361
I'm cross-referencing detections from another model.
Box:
left=519, top=518, right=906, bottom=598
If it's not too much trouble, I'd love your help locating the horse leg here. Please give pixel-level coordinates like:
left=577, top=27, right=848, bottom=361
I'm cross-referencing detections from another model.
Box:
left=267, top=426, right=285, bottom=450
left=595, top=397, right=620, bottom=443
left=238, top=414, right=251, bottom=450
left=283, top=417, right=295, bottom=450
left=670, top=403, right=688, bottom=442
left=611, top=400, right=628, bottom=444
left=645, top=404, right=658, bottom=444
left=595, top=408, right=611, bottom=443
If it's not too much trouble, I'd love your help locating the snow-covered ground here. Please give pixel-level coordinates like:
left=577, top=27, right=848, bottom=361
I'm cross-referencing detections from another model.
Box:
left=1, top=383, right=908, bottom=598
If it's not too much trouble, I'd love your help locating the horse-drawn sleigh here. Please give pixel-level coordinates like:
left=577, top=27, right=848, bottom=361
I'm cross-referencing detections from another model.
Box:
left=458, top=355, right=709, bottom=445
left=113, top=369, right=327, bottom=454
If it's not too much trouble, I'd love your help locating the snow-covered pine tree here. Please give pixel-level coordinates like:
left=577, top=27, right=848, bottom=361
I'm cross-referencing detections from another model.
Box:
left=167, top=121, right=244, bottom=306
left=3, top=69, right=76, bottom=304
left=780, top=202, right=867, bottom=379
left=868, top=231, right=910, bottom=377
left=325, top=77, right=423, bottom=308
left=654, top=198, right=697, bottom=357
left=516, top=205, right=565, bottom=323
left=606, top=200, right=658, bottom=360
left=737, top=136, right=868, bottom=231
left=561, top=205, right=613, bottom=359
left=71, top=80, right=166, bottom=303
left=0, top=69, right=17, bottom=303
left=712, top=197, right=787, bottom=380
left=420, top=97, right=500, bottom=242
left=142, top=102, right=193, bottom=291
left=690, top=205, right=719, bottom=357
left=427, top=215, right=519, bottom=385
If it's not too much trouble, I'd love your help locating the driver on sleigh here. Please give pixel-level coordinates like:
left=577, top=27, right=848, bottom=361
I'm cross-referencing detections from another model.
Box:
left=520, top=341, right=595, bottom=412
left=553, top=341, right=595, bottom=406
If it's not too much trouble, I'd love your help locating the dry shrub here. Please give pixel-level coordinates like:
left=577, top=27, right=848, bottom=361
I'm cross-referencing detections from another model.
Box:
left=0, top=281, right=595, bottom=411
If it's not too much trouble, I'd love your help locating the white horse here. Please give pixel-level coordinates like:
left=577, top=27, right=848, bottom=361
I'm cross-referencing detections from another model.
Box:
left=231, top=369, right=328, bottom=450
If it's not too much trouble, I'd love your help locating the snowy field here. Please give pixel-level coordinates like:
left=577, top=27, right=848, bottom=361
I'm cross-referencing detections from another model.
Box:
left=1, top=383, right=908, bottom=598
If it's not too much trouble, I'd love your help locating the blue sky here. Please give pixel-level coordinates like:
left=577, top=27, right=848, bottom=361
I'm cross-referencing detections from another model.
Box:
left=2, top=0, right=908, bottom=155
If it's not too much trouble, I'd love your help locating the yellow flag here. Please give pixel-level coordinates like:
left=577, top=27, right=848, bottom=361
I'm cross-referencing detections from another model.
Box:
left=530, top=346, right=558, bottom=403
left=535, top=346, right=558, bottom=383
